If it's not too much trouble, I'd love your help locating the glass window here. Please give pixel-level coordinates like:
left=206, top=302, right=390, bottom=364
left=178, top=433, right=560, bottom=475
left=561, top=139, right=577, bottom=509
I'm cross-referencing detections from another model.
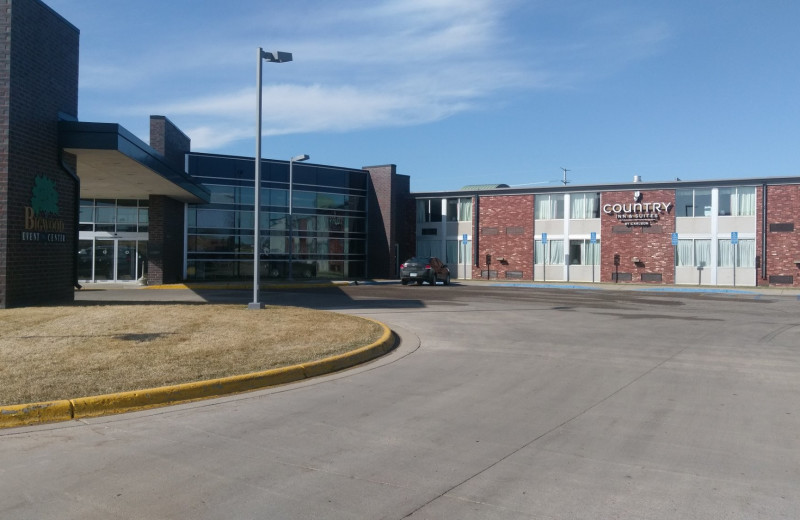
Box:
left=446, top=199, right=458, bottom=222
left=268, top=189, right=288, bottom=208
left=317, top=193, right=346, bottom=209
left=719, top=187, right=755, bottom=216
left=446, top=240, right=458, bottom=264
left=676, top=190, right=694, bottom=217
left=535, top=194, right=564, bottom=220
left=79, top=206, right=93, bottom=223
left=208, top=185, right=235, bottom=204
left=458, top=240, right=472, bottom=264
left=696, top=190, right=712, bottom=216
left=568, top=239, right=600, bottom=265
left=535, top=239, right=564, bottom=264
left=677, top=189, right=712, bottom=217
left=718, top=239, right=734, bottom=267
left=718, top=188, right=733, bottom=216
left=116, top=207, right=138, bottom=232
left=95, top=207, right=115, bottom=223
left=292, top=190, right=317, bottom=209
left=196, top=209, right=235, bottom=229
left=737, top=239, right=755, bottom=267
left=417, top=199, right=443, bottom=223
left=677, top=239, right=711, bottom=266
left=458, top=198, right=473, bottom=221
left=719, top=238, right=755, bottom=267
left=570, top=193, right=600, bottom=219
left=695, top=239, right=711, bottom=267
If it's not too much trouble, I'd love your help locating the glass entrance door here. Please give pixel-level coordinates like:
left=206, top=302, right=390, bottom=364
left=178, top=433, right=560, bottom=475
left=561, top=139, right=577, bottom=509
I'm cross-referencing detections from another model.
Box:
left=78, top=238, right=147, bottom=282
left=94, top=239, right=115, bottom=281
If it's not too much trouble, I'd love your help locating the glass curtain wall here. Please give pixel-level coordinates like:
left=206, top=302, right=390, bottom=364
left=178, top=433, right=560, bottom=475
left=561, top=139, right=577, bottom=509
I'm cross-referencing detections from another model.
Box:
left=186, top=155, right=368, bottom=280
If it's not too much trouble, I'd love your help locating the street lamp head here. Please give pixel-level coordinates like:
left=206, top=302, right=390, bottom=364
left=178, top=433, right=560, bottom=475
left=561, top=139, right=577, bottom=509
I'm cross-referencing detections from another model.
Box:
left=261, top=50, right=293, bottom=63
left=291, top=154, right=310, bottom=163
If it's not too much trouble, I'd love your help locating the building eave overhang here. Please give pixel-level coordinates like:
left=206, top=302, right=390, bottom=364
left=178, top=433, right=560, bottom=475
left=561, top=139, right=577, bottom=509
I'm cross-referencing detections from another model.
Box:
left=412, top=176, right=800, bottom=198
left=59, top=121, right=210, bottom=203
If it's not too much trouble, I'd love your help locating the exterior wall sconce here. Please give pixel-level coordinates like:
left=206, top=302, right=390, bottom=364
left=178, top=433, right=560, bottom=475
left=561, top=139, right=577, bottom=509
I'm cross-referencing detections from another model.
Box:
left=632, top=257, right=640, bottom=264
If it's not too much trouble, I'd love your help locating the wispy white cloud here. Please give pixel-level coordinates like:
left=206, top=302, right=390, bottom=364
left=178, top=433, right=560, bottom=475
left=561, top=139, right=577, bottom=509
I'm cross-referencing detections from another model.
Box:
left=69, top=0, right=671, bottom=151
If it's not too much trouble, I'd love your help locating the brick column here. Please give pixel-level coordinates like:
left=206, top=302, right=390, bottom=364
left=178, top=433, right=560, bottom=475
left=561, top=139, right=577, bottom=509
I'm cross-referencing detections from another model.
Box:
left=147, top=195, right=184, bottom=285
left=0, top=0, right=79, bottom=308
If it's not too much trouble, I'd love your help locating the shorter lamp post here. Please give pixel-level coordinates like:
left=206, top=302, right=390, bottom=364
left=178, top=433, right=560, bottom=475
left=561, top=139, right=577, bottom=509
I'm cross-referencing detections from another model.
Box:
left=288, top=154, right=309, bottom=280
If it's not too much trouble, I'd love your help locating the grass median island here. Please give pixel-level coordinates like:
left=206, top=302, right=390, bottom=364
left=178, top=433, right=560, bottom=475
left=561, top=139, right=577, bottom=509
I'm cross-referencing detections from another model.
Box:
left=0, top=304, right=384, bottom=406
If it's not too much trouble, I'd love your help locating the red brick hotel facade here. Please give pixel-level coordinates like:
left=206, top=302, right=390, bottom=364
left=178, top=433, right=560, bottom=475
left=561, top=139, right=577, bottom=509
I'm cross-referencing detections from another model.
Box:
left=413, top=178, right=800, bottom=288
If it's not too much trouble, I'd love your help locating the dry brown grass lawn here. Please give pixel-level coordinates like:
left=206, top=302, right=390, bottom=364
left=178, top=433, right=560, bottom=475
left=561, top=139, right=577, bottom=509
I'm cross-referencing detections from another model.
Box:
left=0, top=304, right=384, bottom=405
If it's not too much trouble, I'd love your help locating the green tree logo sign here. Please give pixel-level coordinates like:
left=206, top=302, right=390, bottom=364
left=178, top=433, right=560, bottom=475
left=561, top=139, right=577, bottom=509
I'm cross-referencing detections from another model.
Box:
left=30, top=175, right=59, bottom=216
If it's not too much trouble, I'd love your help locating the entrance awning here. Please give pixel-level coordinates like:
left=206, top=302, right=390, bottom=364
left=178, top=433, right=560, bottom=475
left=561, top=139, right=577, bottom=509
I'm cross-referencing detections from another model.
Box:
left=59, top=121, right=209, bottom=203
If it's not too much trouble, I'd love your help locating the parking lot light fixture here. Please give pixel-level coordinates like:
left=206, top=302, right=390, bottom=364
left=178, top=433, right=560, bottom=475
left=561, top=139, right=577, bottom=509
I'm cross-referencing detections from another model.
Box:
left=250, top=48, right=293, bottom=310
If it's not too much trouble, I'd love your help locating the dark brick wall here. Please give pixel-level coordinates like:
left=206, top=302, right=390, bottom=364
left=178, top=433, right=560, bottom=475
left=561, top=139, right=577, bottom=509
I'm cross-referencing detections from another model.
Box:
left=394, top=174, right=415, bottom=271
left=760, top=184, right=800, bottom=287
left=147, top=195, right=184, bottom=284
left=146, top=115, right=190, bottom=284
left=477, top=195, right=534, bottom=279
left=365, top=165, right=409, bottom=279
left=150, top=115, right=190, bottom=173
left=0, top=0, right=79, bottom=308
left=599, top=190, right=676, bottom=284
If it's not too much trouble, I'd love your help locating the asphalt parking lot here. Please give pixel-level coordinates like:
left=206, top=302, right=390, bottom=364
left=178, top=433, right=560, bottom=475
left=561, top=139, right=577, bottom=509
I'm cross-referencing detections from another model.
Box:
left=2, top=282, right=799, bottom=519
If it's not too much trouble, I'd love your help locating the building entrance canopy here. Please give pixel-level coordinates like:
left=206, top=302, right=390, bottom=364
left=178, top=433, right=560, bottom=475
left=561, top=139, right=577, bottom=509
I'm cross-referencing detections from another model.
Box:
left=59, top=121, right=209, bottom=203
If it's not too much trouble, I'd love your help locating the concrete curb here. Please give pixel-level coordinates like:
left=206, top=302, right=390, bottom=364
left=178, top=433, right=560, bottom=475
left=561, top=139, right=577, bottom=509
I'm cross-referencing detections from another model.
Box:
left=143, top=281, right=355, bottom=290
left=0, top=319, right=395, bottom=429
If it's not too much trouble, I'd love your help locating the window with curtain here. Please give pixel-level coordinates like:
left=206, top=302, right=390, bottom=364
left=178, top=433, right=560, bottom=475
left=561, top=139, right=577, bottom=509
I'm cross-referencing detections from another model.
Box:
left=719, top=239, right=755, bottom=267
left=458, top=198, right=473, bottom=221
left=719, top=187, right=756, bottom=216
left=445, top=240, right=458, bottom=264
left=569, top=239, right=600, bottom=265
left=458, top=241, right=472, bottom=264
left=738, top=239, right=755, bottom=267
left=535, top=194, right=564, bottom=220
left=718, top=239, right=735, bottom=267
left=570, top=193, right=600, bottom=219
left=535, top=239, right=564, bottom=264
left=676, top=239, right=711, bottom=266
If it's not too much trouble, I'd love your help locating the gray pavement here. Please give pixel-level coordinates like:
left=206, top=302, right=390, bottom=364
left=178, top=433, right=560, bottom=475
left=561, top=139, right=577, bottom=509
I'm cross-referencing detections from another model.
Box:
left=2, top=283, right=799, bottom=519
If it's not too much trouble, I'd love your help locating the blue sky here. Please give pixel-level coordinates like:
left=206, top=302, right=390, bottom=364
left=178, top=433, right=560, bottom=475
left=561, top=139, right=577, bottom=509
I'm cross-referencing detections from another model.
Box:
left=46, top=0, right=800, bottom=192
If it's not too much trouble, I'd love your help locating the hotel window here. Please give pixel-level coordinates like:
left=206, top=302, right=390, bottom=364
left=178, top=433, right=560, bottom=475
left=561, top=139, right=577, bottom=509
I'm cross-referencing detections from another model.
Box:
left=535, top=239, right=564, bottom=264
left=675, top=239, right=711, bottom=267
left=446, top=199, right=458, bottom=221
left=417, top=199, right=443, bottom=223
left=535, top=194, right=564, bottom=220
left=718, top=187, right=756, bottom=216
left=458, top=198, right=473, bottom=221
left=570, top=193, right=600, bottom=219
left=568, top=239, right=600, bottom=265
left=676, top=189, right=712, bottom=217
left=718, top=239, right=756, bottom=267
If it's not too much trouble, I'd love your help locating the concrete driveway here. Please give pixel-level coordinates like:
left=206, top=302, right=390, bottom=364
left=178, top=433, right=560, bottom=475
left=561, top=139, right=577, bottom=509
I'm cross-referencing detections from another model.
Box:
left=1, top=284, right=799, bottom=519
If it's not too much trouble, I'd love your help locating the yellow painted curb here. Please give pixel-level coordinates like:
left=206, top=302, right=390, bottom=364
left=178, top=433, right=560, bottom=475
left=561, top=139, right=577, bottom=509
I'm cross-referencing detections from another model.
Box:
left=0, top=400, right=74, bottom=428
left=0, top=320, right=396, bottom=429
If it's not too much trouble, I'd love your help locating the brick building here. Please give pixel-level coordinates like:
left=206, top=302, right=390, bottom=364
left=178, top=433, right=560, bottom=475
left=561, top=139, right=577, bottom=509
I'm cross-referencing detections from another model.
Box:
left=413, top=177, right=800, bottom=288
left=1, top=0, right=410, bottom=307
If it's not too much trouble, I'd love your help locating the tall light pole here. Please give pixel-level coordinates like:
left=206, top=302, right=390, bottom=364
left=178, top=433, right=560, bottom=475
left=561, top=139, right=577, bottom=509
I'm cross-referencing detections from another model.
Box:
left=249, top=48, right=293, bottom=310
left=287, top=154, right=309, bottom=281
